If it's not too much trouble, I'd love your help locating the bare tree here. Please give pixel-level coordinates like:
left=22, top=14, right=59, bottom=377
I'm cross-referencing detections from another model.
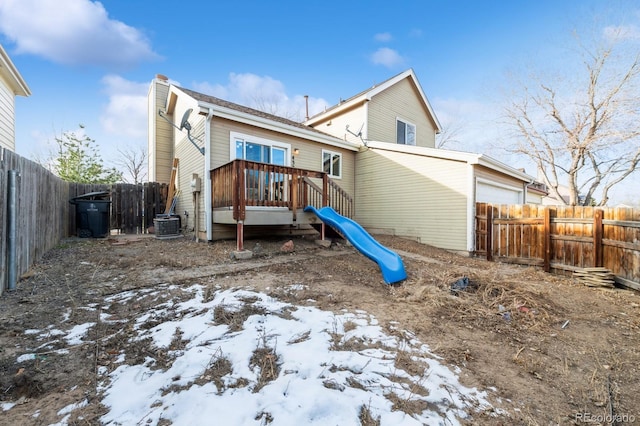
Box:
left=503, top=29, right=640, bottom=206
left=116, top=146, right=147, bottom=184
left=436, top=119, right=465, bottom=149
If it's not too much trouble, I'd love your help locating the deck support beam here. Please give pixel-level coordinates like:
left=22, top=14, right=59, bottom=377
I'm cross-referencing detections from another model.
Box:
left=237, top=221, right=244, bottom=251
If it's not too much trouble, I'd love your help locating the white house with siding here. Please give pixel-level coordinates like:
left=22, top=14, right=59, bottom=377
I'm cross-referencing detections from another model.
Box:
left=0, top=44, right=30, bottom=152
left=148, top=69, right=542, bottom=254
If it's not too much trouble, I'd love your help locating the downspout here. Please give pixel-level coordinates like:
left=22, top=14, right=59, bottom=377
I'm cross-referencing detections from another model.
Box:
left=523, top=179, right=534, bottom=204
left=7, top=170, right=18, bottom=291
left=204, top=108, right=214, bottom=241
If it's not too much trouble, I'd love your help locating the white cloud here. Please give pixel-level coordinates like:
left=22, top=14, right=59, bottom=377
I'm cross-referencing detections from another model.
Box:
left=193, top=72, right=330, bottom=121
left=370, top=47, right=404, bottom=68
left=99, top=75, right=148, bottom=139
left=0, top=0, right=160, bottom=67
left=374, top=32, right=392, bottom=42
left=409, top=28, right=423, bottom=38
left=603, top=24, right=640, bottom=42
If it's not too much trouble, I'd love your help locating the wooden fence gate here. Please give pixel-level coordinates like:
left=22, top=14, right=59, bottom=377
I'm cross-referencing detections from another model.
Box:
left=475, top=203, right=640, bottom=291
left=68, top=182, right=168, bottom=235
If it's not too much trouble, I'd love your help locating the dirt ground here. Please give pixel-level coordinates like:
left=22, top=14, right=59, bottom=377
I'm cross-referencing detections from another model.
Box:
left=0, top=232, right=639, bottom=425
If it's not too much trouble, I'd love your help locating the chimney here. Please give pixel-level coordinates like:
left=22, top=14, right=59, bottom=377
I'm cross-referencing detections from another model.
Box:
left=304, top=95, right=309, bottom=120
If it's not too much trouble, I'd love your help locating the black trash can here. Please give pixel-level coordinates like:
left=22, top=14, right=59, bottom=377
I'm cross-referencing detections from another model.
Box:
left=70, top=191, right=111, bottom=238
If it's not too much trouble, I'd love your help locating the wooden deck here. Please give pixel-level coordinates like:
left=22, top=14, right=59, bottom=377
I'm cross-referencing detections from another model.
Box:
left=210, top=159, right=353, bottom=249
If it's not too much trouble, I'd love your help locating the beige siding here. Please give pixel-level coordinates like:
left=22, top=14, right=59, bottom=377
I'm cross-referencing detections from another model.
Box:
left=310, top=103, right=366, bottom=145
left=147, top=79, right=172, bottom=183
left=210, top=117, right=356, bottom=197
left=355, top=148, right=468, bottom=251
left=174, top=123, right=206, bottom=236
left=172, top=98, right=205, bottom=234
left=0, top=76, right=15, bottom=151
left=367, top=78, right=437, bottom=148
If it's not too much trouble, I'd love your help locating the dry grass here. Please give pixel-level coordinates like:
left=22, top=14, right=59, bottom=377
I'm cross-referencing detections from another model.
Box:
left=249, top=346, right=280, bottom=393
left=397, top=266, right=560, bottom=332
left=359, top=402, right=381, bottom=426
left=194, top=348, right=234, bottom=393
left=213, top=303, right=266, bottom=332
left=394, top=346, right=428, bottom=378
left=385, top=390, right=434, bottom=417
left=343, top=320, right=358, bottom=333
left=287, top=330, right=311, bottom=344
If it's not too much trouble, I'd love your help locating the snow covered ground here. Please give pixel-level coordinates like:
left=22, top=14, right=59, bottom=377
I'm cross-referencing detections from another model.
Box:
left=7, top=283, right=498, bottom=425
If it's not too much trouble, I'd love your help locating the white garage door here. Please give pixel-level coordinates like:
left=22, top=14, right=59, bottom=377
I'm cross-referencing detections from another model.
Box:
left=476, top=181, right=522, bottom=204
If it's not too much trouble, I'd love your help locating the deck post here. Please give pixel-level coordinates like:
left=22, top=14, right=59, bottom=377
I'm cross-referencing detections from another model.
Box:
left=322, top=174, right=329, bottom=207
left=291, top=173, right=298, bottom=221
left=237, top=221, right=244, bottom=251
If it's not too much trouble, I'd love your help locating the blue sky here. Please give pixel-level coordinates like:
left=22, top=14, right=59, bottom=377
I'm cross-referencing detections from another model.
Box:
left=1, top=0, right=639, bottom=203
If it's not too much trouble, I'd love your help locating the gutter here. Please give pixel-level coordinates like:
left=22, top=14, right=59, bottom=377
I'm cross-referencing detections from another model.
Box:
left=0, top=45, right=31, bottom=96
left=204, top=108, right=214, bottom=241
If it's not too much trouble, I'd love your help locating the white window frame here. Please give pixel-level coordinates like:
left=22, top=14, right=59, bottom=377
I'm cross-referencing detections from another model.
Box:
left=321, top=149, right=342, bottom=179
left=396, top=117, right=416, bottom=146
left=230, top=131, right=291, bottom=165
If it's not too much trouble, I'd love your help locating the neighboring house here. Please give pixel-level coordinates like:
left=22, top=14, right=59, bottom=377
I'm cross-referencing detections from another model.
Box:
left=0, top=44, right=31, bottom=151
left=525, top=181, right=549, bottom=205
left=148, top=69, right=541, bottom=254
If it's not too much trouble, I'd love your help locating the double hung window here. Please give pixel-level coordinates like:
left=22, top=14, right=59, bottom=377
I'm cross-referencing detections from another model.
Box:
left=396, top=118, right=416, bottom=145
left=322, top=150, right=342, bottom=178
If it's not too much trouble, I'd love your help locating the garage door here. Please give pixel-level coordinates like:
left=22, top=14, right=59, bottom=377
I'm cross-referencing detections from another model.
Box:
left=476, top=181, right=522, bottom=204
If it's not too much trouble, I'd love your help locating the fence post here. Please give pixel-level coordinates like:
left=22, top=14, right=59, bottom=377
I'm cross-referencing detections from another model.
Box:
left=544, top=207, right=551, bottom=273
left=593, top=209, right=603, bottom=267
left=486, top=206, right=493, bottom=262
left=7, top=170, right=18, bottom=291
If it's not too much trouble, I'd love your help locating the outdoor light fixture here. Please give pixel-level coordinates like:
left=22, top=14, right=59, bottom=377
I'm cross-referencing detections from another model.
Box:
left=292, top=148, right=300, bottom=167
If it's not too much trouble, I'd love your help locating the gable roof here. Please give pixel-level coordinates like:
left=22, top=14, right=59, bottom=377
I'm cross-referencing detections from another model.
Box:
left=171, top=85, right=359, bottom=151
left=0, top=44, right=30, bottom=97
left=305, top=69, right=441, bottom=132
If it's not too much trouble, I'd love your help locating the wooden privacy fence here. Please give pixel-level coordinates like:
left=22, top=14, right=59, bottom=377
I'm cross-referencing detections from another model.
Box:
left=68, top=182, right=168, bottom=236
left=475, top=203, right=640, bottom=291
left=1, top=149, right=69, bottom=296
left=1, top=148, right=168, bottom=295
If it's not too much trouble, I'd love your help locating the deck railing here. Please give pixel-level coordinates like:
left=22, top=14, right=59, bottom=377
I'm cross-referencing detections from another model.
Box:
left=211, top=159, right=353, bottom=221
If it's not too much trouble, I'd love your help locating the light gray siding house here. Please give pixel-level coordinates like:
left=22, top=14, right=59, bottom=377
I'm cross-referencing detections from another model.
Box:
left=0, top=44, right=30, bottom=152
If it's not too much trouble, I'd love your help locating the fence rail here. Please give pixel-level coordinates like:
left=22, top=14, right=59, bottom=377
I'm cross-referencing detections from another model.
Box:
left=475, top=203, right=640, bottom=291
left=1, top=148, right=167, bottom=295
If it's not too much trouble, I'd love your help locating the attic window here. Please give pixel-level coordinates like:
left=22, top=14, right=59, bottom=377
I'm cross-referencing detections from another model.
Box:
left=396, top=118, right=416, bottom=145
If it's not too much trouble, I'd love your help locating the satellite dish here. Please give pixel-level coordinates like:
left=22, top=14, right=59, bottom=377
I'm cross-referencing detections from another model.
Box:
left=180, top=108, right=193, bottom=131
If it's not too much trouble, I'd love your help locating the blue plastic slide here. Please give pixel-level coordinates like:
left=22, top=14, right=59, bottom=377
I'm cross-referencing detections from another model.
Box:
left=304, top=206, right=407, bottom=284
